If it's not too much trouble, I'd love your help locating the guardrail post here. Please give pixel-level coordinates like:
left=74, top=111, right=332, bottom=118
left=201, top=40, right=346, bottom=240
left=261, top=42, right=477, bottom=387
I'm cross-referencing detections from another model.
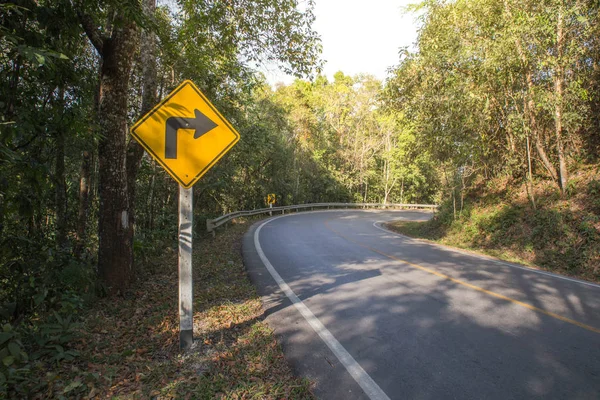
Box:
left=206, top=219, right=215, bottom=236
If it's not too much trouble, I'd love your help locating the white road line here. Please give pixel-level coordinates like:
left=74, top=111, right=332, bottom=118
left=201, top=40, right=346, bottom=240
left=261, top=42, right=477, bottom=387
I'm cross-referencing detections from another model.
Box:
left=255, top=215, right=391, bottom=400
left=372, top=221, right=600, bottom=289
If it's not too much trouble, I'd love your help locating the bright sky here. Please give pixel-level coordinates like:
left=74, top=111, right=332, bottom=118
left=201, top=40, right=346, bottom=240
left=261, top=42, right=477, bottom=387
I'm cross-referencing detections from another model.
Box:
left=264, top=0, right=421, bottom=85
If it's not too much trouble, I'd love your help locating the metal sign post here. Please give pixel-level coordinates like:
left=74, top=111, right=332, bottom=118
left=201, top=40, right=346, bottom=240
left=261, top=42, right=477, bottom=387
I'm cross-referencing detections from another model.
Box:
left=267, top=193, right=276, bottom=216
left=178, top=186, right=193, bottom=350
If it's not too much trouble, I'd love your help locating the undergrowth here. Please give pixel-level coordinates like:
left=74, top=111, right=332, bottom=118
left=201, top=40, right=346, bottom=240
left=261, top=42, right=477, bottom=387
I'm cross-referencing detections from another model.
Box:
left=2, top=218, right=313, bottom=399
left=388, top=167, right=600, bottom=283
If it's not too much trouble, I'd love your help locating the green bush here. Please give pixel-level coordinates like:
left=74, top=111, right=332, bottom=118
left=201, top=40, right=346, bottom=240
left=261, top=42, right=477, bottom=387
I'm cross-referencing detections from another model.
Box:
left=0, top=292, right=82, bottom=397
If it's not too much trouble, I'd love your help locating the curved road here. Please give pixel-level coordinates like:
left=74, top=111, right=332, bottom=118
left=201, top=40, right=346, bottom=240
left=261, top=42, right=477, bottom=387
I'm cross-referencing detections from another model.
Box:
left=242, top=210, right=600, bottom=399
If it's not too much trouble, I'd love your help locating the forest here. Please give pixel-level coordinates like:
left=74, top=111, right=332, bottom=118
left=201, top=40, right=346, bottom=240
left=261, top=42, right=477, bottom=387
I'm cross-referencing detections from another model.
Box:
left=386, top=0, right=600, bottom=279
left=1, top=0, right=600, bottom=397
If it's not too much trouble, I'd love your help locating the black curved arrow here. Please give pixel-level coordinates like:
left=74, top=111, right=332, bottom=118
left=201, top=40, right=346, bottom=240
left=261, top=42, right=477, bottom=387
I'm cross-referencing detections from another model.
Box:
left=165, top=109, right=218, bottom=159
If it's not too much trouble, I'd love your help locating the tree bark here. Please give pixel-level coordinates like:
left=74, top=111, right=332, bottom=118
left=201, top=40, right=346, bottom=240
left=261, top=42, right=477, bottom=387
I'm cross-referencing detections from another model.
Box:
left=83, top=15, right=139, bottom=293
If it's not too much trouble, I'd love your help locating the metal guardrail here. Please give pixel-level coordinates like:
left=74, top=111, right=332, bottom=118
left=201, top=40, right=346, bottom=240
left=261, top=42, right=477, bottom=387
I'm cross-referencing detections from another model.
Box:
left=206, top=202, right=438, bottom=233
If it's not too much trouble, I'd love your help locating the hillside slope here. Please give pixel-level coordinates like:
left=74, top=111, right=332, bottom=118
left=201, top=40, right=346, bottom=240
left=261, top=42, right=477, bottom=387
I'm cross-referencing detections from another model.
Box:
left=388, top=166, right=600, bottom=283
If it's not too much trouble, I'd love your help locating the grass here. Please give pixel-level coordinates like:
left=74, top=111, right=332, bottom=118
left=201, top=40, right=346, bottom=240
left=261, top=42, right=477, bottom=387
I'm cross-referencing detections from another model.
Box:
left=27, top=218, right=313, bottom=399
left=385, top=219, right=537, bottom=267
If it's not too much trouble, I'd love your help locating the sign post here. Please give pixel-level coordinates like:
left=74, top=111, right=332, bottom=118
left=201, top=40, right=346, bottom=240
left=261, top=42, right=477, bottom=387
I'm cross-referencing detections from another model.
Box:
left=267, top=193, right=276, bottom=216
left=178, top=186, right=193, bottom=350
left=130, top=80, right=240, bottom=351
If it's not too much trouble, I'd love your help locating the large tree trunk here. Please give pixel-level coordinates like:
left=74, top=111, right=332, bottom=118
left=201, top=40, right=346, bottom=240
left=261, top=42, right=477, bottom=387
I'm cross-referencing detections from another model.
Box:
left=95, top=21, right=138, bottom=293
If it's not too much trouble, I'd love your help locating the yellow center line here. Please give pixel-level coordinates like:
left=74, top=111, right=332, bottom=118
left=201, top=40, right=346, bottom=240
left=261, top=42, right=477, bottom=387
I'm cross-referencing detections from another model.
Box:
left=324, top=219, right=600, bottom=335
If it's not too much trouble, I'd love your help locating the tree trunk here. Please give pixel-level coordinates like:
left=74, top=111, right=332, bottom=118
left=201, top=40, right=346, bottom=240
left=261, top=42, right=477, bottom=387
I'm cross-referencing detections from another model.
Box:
left=453, top=188, right=457, bottom=220
left=530, top=112, right=558, bottom=182
left=526, top=136, right=536, bottom=210
left=294, top=153, right=300, bottom=202
left=147, top=166, right=156, bottom=231
left=383, top=158, right=388, bottom=204
left=400, top=177, right=404, bottom=204
left=460, top=171, right=465, bottom=216
left=55, top=88, right=67, bottom=249
left=6, top=55, right=21, bottom=119
left=554, top=6, right=568, bottom=194
left=96, top=21, right=138, bottom=293
left=74, top=151, right=92, bottom=258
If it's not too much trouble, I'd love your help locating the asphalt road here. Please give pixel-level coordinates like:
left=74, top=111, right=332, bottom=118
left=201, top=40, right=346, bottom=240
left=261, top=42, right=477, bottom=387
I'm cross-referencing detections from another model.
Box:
left=242, top=210, right=600, bottom=400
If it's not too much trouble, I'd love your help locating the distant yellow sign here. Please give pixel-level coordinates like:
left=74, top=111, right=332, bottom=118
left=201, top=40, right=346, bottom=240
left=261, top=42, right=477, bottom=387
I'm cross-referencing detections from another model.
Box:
left=130, top=80, right=240, bottom=188
left=266, top=193, right=276, bottom=205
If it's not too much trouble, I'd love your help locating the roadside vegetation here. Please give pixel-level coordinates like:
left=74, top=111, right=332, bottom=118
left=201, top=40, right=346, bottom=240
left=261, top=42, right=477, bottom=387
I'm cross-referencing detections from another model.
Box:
left=388, top=166, right=600, bottom=283
left=2, top=219, right=314, bottom=398
left=381, top=0, right=600, bottom=284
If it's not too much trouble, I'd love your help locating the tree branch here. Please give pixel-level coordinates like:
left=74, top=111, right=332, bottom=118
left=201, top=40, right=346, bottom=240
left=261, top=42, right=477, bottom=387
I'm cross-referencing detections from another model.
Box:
left=78, top=12, right=106, bottom=55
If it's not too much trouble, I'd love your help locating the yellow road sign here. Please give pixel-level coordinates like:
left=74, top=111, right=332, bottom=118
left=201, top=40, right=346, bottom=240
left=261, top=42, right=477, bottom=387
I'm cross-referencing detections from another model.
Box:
left=266, top=193, right=276, bottom=205
left=130, top=80, right=240, bottom=188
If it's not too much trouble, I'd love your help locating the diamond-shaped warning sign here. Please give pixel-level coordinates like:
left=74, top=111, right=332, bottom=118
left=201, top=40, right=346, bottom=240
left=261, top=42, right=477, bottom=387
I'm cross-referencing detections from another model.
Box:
left=130, top=80, right=240, bottom=188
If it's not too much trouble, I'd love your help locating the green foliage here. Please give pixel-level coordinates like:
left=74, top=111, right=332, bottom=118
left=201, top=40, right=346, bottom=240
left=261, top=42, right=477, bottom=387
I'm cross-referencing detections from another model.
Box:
left=0, top=294, right=82, bottom=397
left=260, top=74, right=440, bottom=205
left=587, top=180, right=600, bottom=213
left=1, top=0, right=327, bottom=395
left=386, top=0, right=600, bottom=198
left=382, top=0, right=600, bottom=281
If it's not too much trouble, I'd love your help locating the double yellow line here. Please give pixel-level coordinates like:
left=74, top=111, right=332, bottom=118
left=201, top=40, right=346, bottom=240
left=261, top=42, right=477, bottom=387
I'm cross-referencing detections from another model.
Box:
left=324, top=220, right=600, bottom=335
